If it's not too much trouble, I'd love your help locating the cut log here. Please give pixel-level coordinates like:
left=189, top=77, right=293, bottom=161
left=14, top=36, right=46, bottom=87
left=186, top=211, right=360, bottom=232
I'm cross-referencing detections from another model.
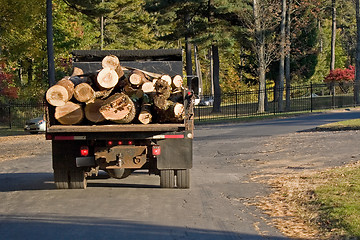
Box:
left=172, top=75, right=183, bottom=89
left=154, top=78, right=171, bottom=99
left=160, top=74, right=172, bottom=86
left=141, top=81, right=155, bottom=93
left=96, top=67, right=119, bottom=89
left=153, top=95, right=172, bottom=111
left=102, top=55, right=124, bottom=79
left=113, top=99, right=137, bottom=124
left=46, top=78, right=75, bottom=107
left=170, top=102, right=185, bottom=119
left=74, top=83, right=95, bottom=103
left=95, top=88, right=114, bottom=100
left=99, top=93, right=133, bottom=121
left=84, top=99, right=106, bottom=123
left=55, top=101, right=84, bottom=125
left=71, top=67, right=84, bottom=76
left=138, top=104, right=152, bottom=124
left=169, top=91, right=183, bottom=103
left=129, top=70, right=148, bottom=86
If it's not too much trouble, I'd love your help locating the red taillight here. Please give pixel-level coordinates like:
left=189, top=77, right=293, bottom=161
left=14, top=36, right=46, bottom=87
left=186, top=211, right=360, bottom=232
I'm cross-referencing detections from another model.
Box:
left=152, top=145, right=161, bottom=156
left=118, top=141, right=123, bottom=145
left=128, top=140, right=133, bottom=145
left=80, top=146, right=89, bottom=157
left=107, top=141, right=113, bottom=146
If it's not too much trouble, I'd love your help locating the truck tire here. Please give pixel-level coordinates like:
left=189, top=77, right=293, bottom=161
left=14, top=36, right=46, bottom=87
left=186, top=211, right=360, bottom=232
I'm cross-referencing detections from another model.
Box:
left=176, top=169, right=190, bottom=189
left=160, top=170, right=175, bottom=188
left=106, top=169, right=132, bottom=179
left=69, top=169, right=87, bottom=189
left=53, top=168, right=69, bottom=189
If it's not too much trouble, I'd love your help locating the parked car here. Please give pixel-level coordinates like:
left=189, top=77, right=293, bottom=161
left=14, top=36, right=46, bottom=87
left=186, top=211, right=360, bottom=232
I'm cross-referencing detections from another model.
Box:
left=24, top=116, right=46, bottom=134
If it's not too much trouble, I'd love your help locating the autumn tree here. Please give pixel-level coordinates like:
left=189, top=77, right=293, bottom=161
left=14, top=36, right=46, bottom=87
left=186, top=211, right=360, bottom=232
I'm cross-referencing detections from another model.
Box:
left=355, top=0, right=360, bottom=104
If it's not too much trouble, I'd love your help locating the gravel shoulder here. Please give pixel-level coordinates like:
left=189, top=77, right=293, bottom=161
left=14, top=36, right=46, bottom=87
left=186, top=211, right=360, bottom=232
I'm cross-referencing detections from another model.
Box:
left=0, top=134, right=51, bottom=162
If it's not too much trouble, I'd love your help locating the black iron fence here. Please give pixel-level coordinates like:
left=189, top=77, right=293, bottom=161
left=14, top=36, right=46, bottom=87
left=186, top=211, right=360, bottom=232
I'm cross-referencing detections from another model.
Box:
left=0, top=102, right=45, bottom=129
left=0, top=82, right=358, bottom=129
left=195, top=82, right=359, bottom=121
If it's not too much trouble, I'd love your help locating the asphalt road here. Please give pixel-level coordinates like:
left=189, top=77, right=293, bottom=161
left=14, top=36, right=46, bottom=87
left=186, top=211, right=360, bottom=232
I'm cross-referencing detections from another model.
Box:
left=1, top=109, right=360, bottom=240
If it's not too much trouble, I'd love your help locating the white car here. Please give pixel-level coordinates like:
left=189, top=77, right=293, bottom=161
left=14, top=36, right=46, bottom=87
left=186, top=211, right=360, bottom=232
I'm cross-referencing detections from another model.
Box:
left=24, top=116, right=46, bottom=134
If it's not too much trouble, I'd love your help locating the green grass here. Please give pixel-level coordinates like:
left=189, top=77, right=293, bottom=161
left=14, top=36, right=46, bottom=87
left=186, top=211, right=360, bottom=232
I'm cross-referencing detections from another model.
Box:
left=0, top=128, right=29, bottom=136
left=316, top=118, right=360, bottom=131
left=312, top=164, right=360, bottom=238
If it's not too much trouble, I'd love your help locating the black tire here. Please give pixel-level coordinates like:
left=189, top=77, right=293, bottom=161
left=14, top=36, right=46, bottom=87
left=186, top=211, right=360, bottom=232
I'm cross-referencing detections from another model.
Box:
left=53, top=168, right=69, bottom=189
left=160, top=170, right=175, bottom=188
left=106, top=169, right=132, bottom=179
left=69, top=169, right=87, bottom=189
left=176, top=169, right=190, bottom=189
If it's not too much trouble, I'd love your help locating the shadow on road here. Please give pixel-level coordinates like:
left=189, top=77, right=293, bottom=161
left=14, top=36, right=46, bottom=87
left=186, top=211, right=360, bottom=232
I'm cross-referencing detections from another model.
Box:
left=0, top=214, right=295, bottom=240
left=0, top=172, right=160, bottom=192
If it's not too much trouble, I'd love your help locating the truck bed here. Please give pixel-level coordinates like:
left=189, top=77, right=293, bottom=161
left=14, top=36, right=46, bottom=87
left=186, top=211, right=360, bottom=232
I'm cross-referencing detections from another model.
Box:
left=47, top=123, right=186, bottom=133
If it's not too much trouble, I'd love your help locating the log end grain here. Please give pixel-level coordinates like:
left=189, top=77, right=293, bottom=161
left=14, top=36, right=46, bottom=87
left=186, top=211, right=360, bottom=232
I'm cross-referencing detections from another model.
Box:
left=46, top=85, right=69, bottom=107
left=97, top=67, right=119, bottom=89
left=55, top=101, right=84, bottom=125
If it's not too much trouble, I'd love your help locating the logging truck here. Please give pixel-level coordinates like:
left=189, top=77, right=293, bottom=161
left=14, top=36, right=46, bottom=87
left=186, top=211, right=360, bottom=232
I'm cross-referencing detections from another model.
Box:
left=45, top=49, right=194, bottom=189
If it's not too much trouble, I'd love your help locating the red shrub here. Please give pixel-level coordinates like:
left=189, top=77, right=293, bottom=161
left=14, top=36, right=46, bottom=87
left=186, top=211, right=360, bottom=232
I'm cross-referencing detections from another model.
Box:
left=324, top=66, right=355, bottom=83
left=0, top=71, right=19, bottom=99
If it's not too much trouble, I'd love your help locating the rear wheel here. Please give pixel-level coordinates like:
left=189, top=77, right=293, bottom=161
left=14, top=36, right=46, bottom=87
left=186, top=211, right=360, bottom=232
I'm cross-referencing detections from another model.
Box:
left=53, top=168, right=69, bottom=189
left=176, top=169, right=190, bottom=189
left=160, top=170, right=175, bottom=188
left=69, top=169, right=87, bottom=189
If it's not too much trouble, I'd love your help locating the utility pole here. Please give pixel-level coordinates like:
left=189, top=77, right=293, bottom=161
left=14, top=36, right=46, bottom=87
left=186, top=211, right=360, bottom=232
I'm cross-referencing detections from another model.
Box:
left=46, top=0, right=56, bottom=87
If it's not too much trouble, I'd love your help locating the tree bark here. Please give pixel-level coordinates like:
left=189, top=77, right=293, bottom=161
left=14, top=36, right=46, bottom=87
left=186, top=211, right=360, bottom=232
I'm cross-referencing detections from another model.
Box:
left=285, top=0, right=292, bottom=111
left=277, top=0, right=286, bottom=112
left=85, top=99, right=106, bottom=123
left=355, top=0, right=360, bottom=104
left=46, top=78, right=75, bottom=106
left=155, top=78, right=171, bottom=99
left=331, top=0, right=336, bottom=71
left=253, top=0, right=266, bottom=113
left=74, top=83, right=95, bottom=103
left=211, top=45, right=221, bottom=113
left=55, top=101, right=84, bottom=125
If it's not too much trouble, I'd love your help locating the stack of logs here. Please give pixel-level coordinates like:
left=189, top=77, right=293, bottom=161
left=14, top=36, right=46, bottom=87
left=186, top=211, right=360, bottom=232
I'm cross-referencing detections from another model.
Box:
left=46, top=55, right=185, bottom=125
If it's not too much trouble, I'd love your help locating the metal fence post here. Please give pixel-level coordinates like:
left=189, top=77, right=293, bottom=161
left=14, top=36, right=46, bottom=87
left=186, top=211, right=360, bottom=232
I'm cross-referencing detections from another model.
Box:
left=235, top=91, right=238, bottom=118
left=8, top=104, right=11, bottom=129
left=310, top=82, right=313, bottom=112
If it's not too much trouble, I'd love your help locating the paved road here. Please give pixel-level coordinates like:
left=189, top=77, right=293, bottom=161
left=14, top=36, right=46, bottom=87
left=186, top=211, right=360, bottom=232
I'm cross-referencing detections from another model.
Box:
left=1, top=110, right=359, bottom=240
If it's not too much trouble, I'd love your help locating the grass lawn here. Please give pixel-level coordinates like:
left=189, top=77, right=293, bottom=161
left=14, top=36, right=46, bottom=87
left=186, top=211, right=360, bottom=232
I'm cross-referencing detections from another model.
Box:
left=316, top=118, right=360, bottom=131
left=313, top=164, right=360, bottom=237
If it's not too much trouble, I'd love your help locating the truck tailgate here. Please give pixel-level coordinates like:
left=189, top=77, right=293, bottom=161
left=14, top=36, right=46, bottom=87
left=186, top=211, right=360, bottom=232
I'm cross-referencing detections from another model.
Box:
left=47, top=123, right=185, bottom=133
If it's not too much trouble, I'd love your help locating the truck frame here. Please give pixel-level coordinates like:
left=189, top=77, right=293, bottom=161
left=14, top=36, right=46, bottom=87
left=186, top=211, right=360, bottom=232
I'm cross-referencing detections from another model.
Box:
left=46, top=49, right=194, bottom=189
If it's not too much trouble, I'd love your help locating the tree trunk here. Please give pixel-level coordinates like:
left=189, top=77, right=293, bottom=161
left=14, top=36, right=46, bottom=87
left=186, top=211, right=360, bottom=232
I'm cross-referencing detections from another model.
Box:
left=285, top=0, right=292, bottom=111
left=99, top=93, right=132, bottom=121
left=253, top=0, right=266, bottom=113
left=85, top=99, right=106, bottom=123
left=185, top=13, right=193, bottom=89
left=96, top=67, right=119, bottom=89
left=355, top=0, right=360, bottom=104
left=46, top=78, right=75, bottom=106
left=331, top=0, right=336, bottom=71
left=211, top=45, right=221, bottom=113
left=55, top=101, right=84, bottom=125
left=74, top=83, right=95, bottom=103
left=278, top=0, right=286, bottom=112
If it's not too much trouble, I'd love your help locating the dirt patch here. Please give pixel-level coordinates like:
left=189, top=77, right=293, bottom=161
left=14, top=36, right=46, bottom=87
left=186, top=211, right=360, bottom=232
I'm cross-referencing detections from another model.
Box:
left=248, top=131, right=360, bottom=239
left=0, top=134, right=51, bottom=162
